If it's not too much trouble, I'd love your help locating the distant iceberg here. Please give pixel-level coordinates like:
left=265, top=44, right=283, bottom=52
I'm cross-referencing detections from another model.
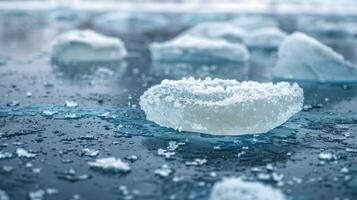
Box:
left=51, top=30, right=127, bottom=63
left=150, top=35, right=249, bottom=63
left=140, top=77, right=303, bottom=136
left=273, top=32, right=357, bottom=82
left=244, top=27, right=287, bottom=49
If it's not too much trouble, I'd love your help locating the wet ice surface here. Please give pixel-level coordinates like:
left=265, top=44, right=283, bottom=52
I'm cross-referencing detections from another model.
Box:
left=1, top=9, right=357, bottom=200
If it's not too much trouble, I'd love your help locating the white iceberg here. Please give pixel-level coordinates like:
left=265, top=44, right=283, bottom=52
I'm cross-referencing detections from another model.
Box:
left=273, top=32, right=357, bottom=82
left=231, top=16, right=279, bottom=31
left=210, top=177, right=286, bottom=200
left=183, top=22, right=246, bottom=43
left=140, top=77, right=303, bottom=136
left=51, top=30, right=127, bottom=63
left=150, top=35, right=249, bottom=63
left=244, top=27, right=287, bottom=49
left=93, top=12, right=171, bottom=34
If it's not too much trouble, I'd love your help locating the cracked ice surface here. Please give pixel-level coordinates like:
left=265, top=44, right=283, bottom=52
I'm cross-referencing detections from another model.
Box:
left=140, top=77, right=303, bottom=136
left=51, top=30, right=127, bottom=63
left=210, top=177, right=286, bottom=200
left=273, top=32, right=357, bottom=82
left=150, top=35, right=249, bottom=63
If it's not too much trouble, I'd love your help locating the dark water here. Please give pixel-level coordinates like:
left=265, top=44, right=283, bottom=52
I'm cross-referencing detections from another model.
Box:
left=1, top=8, right=357, bottom=200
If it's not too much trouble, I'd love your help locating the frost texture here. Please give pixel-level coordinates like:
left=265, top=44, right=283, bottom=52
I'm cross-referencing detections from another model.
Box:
left=231, top=16, right=278, bottom=31
left=140, top=77, right=303, bottom=136
left=88, top=157, right=130, bottom=172
left=150, top=35, right=249, bottom=63
left=273, top=32, right=357, bottom=82
left=51, top=30, right=127, bottom=63
left=210, top=177, right=286, bottom=200
left=244, top=27, right=287, bottom=49
left=184, top=22, right=247, bottom=43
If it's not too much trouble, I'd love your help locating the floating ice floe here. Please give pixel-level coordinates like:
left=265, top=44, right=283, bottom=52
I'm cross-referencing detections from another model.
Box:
left=51, top=30, right=127, bottom=63
left=93, top=12, right=171, bottom=34
left=88, top=157, right=130, bottom=173
left=140, top=77, right=303, bottom=136
left=231, top=16, right=279, bottom=31
left=183, top=22, right=247, bottom=43
left=273, top=32, right=357, bottom=82
left=210, top=177, right=286, bottom=200
left=150, top=35, right=249, bottom=63
left=244, top=27, right=287, bottom=49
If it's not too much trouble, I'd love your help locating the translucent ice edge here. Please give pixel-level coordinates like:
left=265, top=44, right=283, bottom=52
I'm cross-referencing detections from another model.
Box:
left=210, top=177, right=286, bottom=200
left=140, top=77, right=304, bottom=136
left=150, top=35, right=250, bottom=63
left=51, top=30, right=127, bottom=63
left=273, top=32, right=357, bottom=83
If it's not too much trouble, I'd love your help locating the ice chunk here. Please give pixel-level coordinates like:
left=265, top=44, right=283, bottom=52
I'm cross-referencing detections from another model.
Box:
left=183, top=22, right=246, bottom=43
left=16, top=148, right=36, bottom=158
left=150, top=35, right=249, bottom=63
left=0, top=190, right=9, bottom=200
left=88, top=157, right=130, bottom=173
left=140, top=77, right=303, bottom=136
left=51, top=30, right=127, bottom=63
left=244, top=28, right=287, bottom=49
left=93, top=12, right=171, bottom=34
left=231, top=16, right=278, bottom=31
left=273, top=32, right=357, bottom=82
left=210, top=177, right=286, bottom=200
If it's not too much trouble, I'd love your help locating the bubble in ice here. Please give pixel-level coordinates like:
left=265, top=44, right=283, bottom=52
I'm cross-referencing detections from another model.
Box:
left=51, top=30, right=127, bottom=63
left=183, top=22, right=247, bottom=43
left=150, top=35, right=249, bottom=63
left=88, top=157, right=130, bottom=173
left=210, top=177, right=286, bottom=200
left=93, top=12, right=171, bottom=34
left=273, top=32, right=357, bottom=82
left=231, top=16, right=279, bottom=31
left=244, top=27, right=287, bottom=49
left=140, top=77, right=303, bottom=136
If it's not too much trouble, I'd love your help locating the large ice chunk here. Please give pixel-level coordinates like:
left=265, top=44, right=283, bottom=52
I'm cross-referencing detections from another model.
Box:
left=244, top=27, right=287, bottom=49
left=183, top=22, right=247, bottom=43
left=140, top=77, right=303, bottom=136
left=210, top=177, right=286, bottom=200
left=231, top=16, right=278, bottom=31
left=273, top=32, right=357, bottom=82
left=150, top=35, right=249, bottom=63
left=51, top=30, right=127, bottom=63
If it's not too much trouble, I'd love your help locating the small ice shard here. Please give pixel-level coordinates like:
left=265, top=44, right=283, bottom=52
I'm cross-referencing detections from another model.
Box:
left=0, top=151, right=13, bottom=160
left=65, top=101, right=78, bottom=108
left=51, top=30, right=127, bottom=63
left=16, top=148, right=36, bottom=158
left=150, top=35, right=249, bottom=63
left=273, top=32, right=357, bottom=82
left=231, top=16, right=279, bottom=31
left=183, top=22, right=247, bottom=43
left=318, top=152, right=337, bottom=161
left=210, top=177, right=286, bottom=200
left=28, top=189, right=45, bottom=200
left=82, top=148, right=99, bottom=157
left=140, top=77, right=303, bottom=136
left=154, top=164, right=173, bottom=177
left=88, top=157, right=130, bottom=173
left=244, top=27, right=287, bottom=49
left=0, top=189, right=9, bottom=200
left=93, top=12, right=171, bottom=34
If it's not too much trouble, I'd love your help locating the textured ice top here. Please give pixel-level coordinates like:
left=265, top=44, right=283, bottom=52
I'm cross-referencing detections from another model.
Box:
left=274, top=32, right=357, bottom=82
left=244, top=27, right=287, bottom=49
left=231, top=16, right=279, bottom=31
left=184, top=22, right=247, bottom=43
left=140, top=77, right=303, bottom=135
left=210, top=177, right=286, bottom=200
left=150, top=35, right=249, bottom=63
left=51, top=30, right=127, bottom=62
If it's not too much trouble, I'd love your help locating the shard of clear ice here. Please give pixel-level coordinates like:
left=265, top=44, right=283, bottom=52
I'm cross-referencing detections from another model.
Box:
left=150, top=35, right=249, bottom=63
left=87, top=157, right=130, bottom=173
left=273, top=32, right=357, bottom=82
left=231, top=16, right=279, bottom=31
left=51, top=30, right=127, bottom=63
left=183, top=22, right=247, bottom=43
left=244, top=27, right=287, bottom=49
left=140, top=77, right=303, bottom=136
left=210, top=177, right=286, bottom=200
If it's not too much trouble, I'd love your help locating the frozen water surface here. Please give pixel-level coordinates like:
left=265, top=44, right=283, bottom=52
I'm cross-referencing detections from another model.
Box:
left=1, top=4, right=357, bottom=200
left=51, top=30, right=127, bottom=63
left=274, top=32, right=357, bottom=82
left=140, top=78, right=303, bottom=135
